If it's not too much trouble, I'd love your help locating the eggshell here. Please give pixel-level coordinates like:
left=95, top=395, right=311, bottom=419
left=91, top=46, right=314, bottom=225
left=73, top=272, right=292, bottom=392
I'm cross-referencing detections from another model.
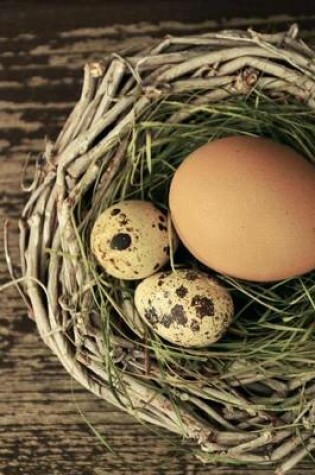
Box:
left=134, top=269, right=234, bottom=347
left=90, top=200, right=177, bottom=280
left=169, top=136, right=315, bottom=282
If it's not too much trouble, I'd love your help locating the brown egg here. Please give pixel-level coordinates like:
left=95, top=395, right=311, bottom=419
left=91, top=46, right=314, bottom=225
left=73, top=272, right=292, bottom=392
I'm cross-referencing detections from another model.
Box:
left=169, top=136, right=315, bottom=282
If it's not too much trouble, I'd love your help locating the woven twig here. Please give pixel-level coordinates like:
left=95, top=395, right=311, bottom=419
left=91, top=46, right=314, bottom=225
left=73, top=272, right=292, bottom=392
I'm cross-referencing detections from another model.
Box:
left=19, top=25, right=315, bottom=473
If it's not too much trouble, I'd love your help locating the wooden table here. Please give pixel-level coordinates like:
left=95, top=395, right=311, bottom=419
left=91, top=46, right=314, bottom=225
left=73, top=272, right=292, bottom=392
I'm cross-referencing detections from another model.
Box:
left=1, top=4, right=315, bottom=474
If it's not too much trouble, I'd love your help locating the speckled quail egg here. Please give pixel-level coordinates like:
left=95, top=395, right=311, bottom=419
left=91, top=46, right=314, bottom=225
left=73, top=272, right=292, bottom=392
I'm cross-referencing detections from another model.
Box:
left=90, top=200, right=178, bottom=280
left=134, top=269, right=234, bottom=347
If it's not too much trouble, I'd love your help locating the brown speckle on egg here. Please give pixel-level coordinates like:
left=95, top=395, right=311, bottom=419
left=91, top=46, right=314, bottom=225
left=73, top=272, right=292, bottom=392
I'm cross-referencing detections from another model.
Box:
left=176, top=285, right=188, bottom=298
left=163, top=246, right=170, bottom=256
left=119, top=215, right=128, bottom=225
left=170, top=304, right=188, bottom=326
left=144, top=307, right=159, bottom=326
left=158, top=223, right=168, bottom=232
left=161, top=314, right=172, bottom=328
left=190, top=320, right=200, bottom=332
left=111, top=208, right=121, bottom=216
left=110, top=233, right=132, bottom=250
left=109, top=257, right=119, bottom=270
left=191, top=295, right=214, bottom=318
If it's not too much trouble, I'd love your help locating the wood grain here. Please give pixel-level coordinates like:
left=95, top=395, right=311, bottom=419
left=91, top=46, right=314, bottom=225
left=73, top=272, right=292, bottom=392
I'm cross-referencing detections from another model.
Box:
left=1, top=7, right=315, bottom=474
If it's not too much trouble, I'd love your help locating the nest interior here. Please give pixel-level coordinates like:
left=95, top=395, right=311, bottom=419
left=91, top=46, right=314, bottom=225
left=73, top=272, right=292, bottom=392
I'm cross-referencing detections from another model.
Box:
left=17, top=25, right=315, bottom=474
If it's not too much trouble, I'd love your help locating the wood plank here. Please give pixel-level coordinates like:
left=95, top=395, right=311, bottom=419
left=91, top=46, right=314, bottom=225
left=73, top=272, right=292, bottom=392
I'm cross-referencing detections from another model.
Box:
left=1, top=2, right=315, bottom=37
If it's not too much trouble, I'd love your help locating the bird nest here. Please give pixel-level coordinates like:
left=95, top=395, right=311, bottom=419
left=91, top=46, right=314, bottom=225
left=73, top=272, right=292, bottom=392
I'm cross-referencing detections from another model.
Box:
left=16, top=25, right=315, bottom=474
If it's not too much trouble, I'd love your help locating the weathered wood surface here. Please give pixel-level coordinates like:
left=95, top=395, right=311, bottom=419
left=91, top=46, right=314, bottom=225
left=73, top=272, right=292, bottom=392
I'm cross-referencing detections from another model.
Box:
left=1, top=7, right=315, bottom=474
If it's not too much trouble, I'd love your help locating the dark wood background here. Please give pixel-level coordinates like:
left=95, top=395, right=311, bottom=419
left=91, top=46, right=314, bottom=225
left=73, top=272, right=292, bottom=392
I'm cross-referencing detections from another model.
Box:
left=1, top=2, right=315, bottom=474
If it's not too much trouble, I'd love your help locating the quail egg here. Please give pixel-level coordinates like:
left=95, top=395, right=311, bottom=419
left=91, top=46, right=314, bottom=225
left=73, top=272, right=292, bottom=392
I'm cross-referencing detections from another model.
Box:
left=90, top=200, right=178, bottom=280
left=134, top=269, right=234, bottom=347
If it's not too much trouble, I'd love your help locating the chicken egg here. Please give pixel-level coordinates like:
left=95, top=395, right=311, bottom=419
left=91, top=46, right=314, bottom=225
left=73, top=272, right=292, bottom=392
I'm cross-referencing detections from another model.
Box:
left=169, top=136, right=315, bottom=282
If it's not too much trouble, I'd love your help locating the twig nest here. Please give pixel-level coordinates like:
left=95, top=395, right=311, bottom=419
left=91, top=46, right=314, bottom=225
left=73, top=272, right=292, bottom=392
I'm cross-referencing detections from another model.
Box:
left=90, top=200, right=177, bottom=280
left=18, top=25, right=315, bottom=472
left=135, top=269, right=234, bottom=347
